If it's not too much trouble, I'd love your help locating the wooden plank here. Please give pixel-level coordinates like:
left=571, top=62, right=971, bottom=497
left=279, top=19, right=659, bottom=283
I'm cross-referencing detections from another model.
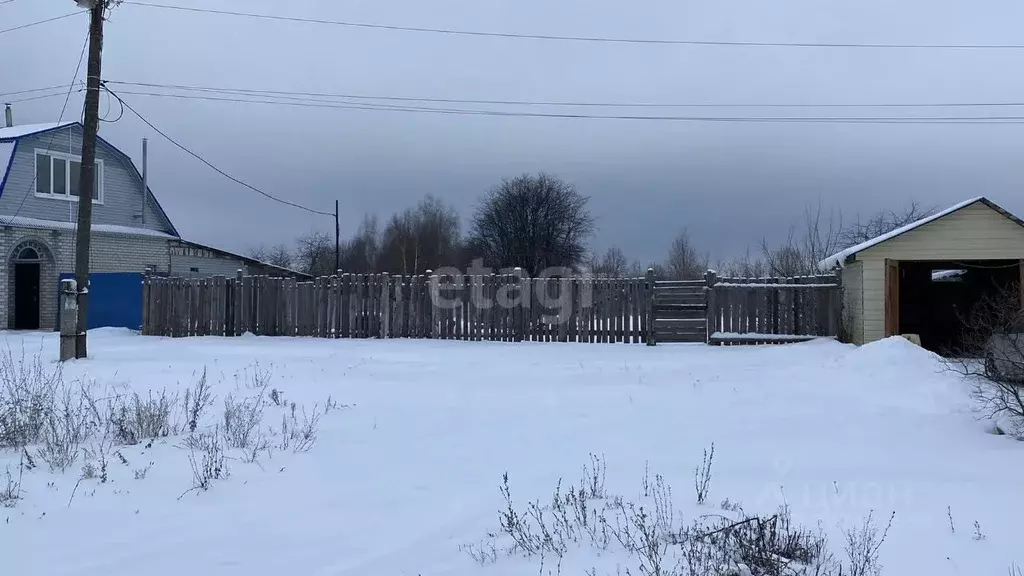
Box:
left=745, top=286, right=757, bottom=335
left=459, top=276, right=468, bottom=340
left=490, top=273, right=498, bottom=341
left=631, top=278, right=641, bottom=343
left=346, top=275, right=355, bottom=338
left=211, top=276, right=221, bottom=336
left=141, top=274, right=151, bottom=335
left=289, top=277, right=298, bottom=336
left=188, top=278, right=196, bottom=337
left=490, top=274, right=499, bottom=342
left=241, top=275, right=252, bottom=335
left=608, top=278, right=617, bottom=343
left=214, top=276, right=223, bottom=336
left=403, top=275, right=413, bottom=338
left=198, top=278, right=208, bottom=336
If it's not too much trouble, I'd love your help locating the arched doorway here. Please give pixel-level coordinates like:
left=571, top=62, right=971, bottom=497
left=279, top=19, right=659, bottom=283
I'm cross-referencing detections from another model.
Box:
left=8, top=239, right=54, bottom=330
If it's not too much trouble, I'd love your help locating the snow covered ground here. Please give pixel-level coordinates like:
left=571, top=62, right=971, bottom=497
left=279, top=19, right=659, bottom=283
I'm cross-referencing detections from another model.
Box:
left=1, top=329, right=1021, bottom=575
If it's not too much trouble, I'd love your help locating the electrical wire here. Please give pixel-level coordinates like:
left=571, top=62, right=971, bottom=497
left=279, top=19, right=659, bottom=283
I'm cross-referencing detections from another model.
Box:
left=103, top=85, right=334, bottom=217
left=951, top=261, right=1022, bottom=269
left=0, top=11, right=83, bottom=36
left=122, top=1, right=1024, bottom=50
left=101, top=80, right=1024, bottom=110
left=98, top=88, right=1024, bottom=124
left=5, top=90, right=81, bottom=105
left=4, top=30, right=89, bottom=226
left=0, top=84, right=77, bottom=99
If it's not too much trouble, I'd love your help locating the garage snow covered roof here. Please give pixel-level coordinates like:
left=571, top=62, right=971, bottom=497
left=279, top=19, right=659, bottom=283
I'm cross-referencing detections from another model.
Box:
left=818, top=196, right=1024, bottom=270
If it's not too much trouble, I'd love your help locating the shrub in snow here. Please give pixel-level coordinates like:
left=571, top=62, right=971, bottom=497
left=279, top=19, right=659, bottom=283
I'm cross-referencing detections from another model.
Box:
left=182, top=369, right=214, bottom=434
left=476, top=457, right=887, bottom=576
left=183, top=431, right=229, bottom=496
left=945, top=287, right=1024, bottom=437
left=1, top=466, right=20, bottom=507
left=0, top=347, right=62, bottom=449
left=694, top=443, right=715, bottom=505
left=277, top=404, right=323, bottom=454
left=222, top=392, right=266, bottom=450
left=841, top=510, right=895, bottom=576
left=37, top=385, right=90, bottom=472
left=133, top=463, right=153, bottom=480
left=110, top=389, right=175, bottom=446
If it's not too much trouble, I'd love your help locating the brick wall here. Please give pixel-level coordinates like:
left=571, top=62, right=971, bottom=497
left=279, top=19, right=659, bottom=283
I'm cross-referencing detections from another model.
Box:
left=0, top=226, right=171, bottom=329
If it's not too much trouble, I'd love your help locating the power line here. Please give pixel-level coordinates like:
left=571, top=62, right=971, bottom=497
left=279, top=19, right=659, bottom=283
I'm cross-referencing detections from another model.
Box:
left=104, top=86, right=334, bottom=217
left=122, top=1, right=1024, bottom=50
left=0, top=10, right=83, bottom=35
left=101, top=88, right=1024, bottom=124
left=6, top=90, right=81, bottom=105
left=4, top=30, right=88, bottom=225
left=102, top=80, right=1024, bottom=109
left=0, top=84, right=78, bottom=99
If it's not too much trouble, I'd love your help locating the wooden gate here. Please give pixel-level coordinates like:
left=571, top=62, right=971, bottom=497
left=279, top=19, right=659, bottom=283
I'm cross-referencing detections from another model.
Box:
left=652, top=280, right=708, bottom=343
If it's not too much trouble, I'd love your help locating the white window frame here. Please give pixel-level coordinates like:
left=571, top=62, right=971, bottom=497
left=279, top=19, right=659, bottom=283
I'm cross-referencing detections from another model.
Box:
left=33, top=149, right=104, bottom=204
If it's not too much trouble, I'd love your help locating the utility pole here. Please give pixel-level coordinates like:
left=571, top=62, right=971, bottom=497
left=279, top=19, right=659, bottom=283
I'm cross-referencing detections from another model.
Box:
left=335, top=199, right=340, bottom=272
left=73, top=0, right=108, bottom=359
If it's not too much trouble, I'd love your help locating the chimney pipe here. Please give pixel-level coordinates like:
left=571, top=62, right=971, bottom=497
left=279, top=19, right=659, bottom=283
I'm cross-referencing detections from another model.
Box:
left=4, top=104, right=11, bottom=128
left=141, top=138, right=148, bottom=226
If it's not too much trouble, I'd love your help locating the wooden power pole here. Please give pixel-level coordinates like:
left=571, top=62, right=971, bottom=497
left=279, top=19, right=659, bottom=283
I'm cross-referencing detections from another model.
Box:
left=73, top=0, right=108, bottom=359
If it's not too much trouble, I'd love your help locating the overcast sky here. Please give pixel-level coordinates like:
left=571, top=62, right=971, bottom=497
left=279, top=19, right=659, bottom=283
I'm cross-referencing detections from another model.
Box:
left=4, top=0, right=1024, bottom=264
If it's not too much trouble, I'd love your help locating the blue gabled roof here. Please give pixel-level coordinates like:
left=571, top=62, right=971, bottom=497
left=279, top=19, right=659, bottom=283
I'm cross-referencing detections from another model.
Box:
left=0, top=121, right=180, bottom=237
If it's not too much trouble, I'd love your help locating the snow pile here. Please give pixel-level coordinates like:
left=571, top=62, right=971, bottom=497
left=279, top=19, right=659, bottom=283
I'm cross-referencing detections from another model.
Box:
left=1, top=331, right=1021, bottom=575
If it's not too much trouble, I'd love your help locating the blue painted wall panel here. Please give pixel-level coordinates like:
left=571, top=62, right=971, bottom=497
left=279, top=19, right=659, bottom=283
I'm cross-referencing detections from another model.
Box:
left=58, top=272, right=143, bottom=330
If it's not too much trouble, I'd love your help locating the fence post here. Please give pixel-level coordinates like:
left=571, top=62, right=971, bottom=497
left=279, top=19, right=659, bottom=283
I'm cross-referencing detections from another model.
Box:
left=645, top=267, right=656, bottom=346
left=141, top=270, right=151, bottom=335
left=60, top=279, right=78, bottom=361
left=704, top=269, right=717, bottom=343
left=427, top=270, right=439, bottom=339
left=380, top=272, right=390, bottom=339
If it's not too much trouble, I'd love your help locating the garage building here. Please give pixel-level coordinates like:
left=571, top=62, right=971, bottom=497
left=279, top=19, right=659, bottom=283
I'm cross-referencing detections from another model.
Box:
left=821, top=197, right=1024, bottom=351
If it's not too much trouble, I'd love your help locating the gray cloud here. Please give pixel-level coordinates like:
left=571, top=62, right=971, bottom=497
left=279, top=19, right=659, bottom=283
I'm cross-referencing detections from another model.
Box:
left=4, top=0, right=1024, bottom=265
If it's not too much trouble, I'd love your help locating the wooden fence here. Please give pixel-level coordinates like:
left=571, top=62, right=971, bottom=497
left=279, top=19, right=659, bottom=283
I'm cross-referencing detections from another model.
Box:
left=141, top=272, right=655, bottom=343
left=706, top=273, right=843, bottom=345
left=141, top=271, right=844, bottom=345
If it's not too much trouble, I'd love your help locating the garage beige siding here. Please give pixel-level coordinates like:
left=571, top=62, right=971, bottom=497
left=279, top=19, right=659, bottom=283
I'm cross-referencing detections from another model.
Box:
left=857, top=201, right=1024, bottom=342
left=840, top=261, right=864, bottom=344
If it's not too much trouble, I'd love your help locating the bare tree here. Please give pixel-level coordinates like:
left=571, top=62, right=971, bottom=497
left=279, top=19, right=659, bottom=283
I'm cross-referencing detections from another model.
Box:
left=339, top=215, right=381, bottom=274
left=378, top=195, right=461, bottom=275
left=251, top=244, right=293, bottom=269
left=945, top=286, right=1024, bottom=436
left=664, top=229, right=708, bottom=280
left=840, top=201, right=934, bottom=249
left=761, top=200, right=842, bottom=276
left=470, top=173, right=594, bottom=275
left=801, top=200, right=843, bottom=271
left=294, top=232, right=334, bottom=277
left=716, top=247, right=767, bottom=278
left=761, top=230, right=805, bottom=277
left=590, top=247, right=629, bottom=278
